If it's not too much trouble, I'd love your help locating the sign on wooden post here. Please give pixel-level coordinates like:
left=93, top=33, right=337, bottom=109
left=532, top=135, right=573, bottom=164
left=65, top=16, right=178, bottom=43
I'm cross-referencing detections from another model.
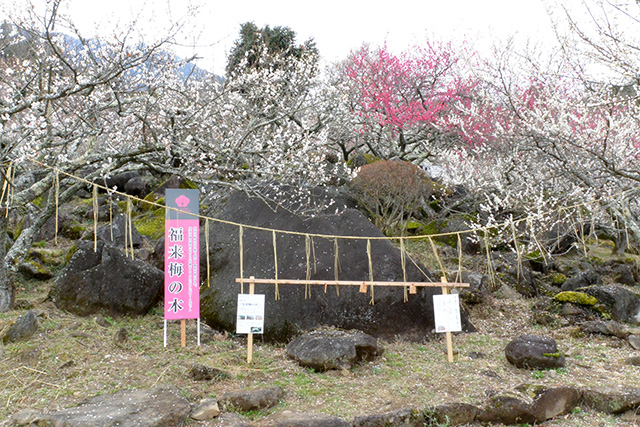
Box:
left=163, top=189, right=200, bottom=348
left=434, top=277, right=462, bottom=363
left=237, top=276, right=265, bottom=363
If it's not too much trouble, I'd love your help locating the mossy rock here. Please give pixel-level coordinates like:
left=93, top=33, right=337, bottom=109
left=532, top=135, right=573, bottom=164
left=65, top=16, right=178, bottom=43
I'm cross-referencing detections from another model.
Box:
left=554, top=291, right=598, bottom=306
left=138, top=193, right=159, bottom=212
left=62, top=222, right=86, bottom=240
left=28, top=247, right=68, bottom=267
left=64, top=245, right=79, bottom=265
left=134, top=208, right=165, bottom=240
left=346, top=153, right=380, bottom=169
left=18, top=260, right=53, bottom=280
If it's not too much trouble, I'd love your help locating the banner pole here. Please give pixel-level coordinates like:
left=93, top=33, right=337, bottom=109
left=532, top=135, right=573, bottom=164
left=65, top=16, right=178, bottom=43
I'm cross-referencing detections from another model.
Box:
left=163, top=319, right=167, bottom=348
left=181, top=319, right=186, bottom=348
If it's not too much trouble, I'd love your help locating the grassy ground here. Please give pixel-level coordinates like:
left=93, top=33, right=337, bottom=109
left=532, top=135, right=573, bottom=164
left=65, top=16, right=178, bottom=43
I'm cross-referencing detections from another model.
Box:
left=1, top=277, right=640, bottom=427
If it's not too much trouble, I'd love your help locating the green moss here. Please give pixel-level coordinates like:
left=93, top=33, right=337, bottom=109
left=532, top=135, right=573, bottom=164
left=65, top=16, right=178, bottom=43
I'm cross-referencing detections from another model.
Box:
left=421, top=220, right=445, bottom=235
left=554, top=291, right=598, bottom=306
left=32, top=196, right=44, bottom=208
left=139, top=193, right=159, bottom=212
left=64, top=245, right=79, bottom=265
left=134, top=208, right=166, bottom=239
left=181, top=179, right=198, bottom=190
left=117, top=200, right=128, bottom=212
left=550, top=273, right=567, bottom=286
left=525, top=250, right=544, bottom=263
left=406, top=221, right=422, bottom=233
left=62, top=222, right=86, bottom=240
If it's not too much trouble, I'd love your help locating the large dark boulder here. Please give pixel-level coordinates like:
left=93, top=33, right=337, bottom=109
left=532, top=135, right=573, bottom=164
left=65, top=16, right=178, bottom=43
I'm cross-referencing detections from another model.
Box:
left=50, top=241, right=163, bottom=316
left=201, top=188, right=473, bottom=341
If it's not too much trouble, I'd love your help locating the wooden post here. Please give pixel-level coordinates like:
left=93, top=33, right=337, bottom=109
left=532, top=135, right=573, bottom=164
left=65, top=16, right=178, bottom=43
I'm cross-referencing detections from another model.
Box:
left=180, top=319, right=186, bottom=348
left=441, top=276, right=454, bottom=363
left=247, top=276, right=255, bottom=364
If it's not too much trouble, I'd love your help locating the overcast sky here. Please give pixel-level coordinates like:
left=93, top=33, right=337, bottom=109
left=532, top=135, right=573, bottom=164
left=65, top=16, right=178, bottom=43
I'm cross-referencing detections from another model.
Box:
left=2, top=0, right=584, bottom=75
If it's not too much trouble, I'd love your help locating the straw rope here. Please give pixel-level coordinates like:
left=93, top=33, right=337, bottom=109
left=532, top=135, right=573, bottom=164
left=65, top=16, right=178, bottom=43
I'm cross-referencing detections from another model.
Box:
left=366, top=239, right=374, bottom=305
left=205, top=218, right=210, bottom=288
left=333, top=238, right=340, bottom=296
left=93, top=184, right=98, bottom=252
left=273, top=231, right=279, bottom=300
left=239, top=226, right=244, bottom=294
left=400, top=237, right=408, bottom=302
left=54, top=170, right=59, bottom=244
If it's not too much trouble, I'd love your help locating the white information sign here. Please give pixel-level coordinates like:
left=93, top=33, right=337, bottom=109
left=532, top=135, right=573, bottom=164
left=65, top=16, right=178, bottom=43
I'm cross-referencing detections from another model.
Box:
left=236, top=294, right=265, bottom=334
left=433, top=294, right=462, bottom=333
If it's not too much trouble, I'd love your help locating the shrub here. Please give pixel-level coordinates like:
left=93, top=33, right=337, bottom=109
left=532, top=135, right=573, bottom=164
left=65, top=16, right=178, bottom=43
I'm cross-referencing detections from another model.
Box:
left=350, top=160, right=431, bottom=235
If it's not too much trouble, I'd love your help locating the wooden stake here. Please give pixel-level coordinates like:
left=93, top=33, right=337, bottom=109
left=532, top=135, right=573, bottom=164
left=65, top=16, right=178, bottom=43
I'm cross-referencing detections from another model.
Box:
left=441, top=276, right=454, bottom=363
left=247, top=276, right=255, bottom=364
left=180, top=319, right=186, bottom=348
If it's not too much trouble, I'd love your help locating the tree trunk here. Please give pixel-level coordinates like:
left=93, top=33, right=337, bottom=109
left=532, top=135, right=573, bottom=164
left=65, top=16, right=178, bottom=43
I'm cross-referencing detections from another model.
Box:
left=0, top=213, right=13, bottom=312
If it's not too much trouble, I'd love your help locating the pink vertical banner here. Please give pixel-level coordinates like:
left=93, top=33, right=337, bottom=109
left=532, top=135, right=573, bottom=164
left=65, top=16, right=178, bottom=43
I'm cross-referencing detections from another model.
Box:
left=164, top=189, right=200, bottom=320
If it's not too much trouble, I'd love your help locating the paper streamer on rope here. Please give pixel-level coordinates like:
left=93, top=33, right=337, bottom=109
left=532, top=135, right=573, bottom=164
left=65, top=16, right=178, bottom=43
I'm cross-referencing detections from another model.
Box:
left=93, top=184, right=98, bottom=252
left=333, top=237, right=340, bottom=296
left=578, top=208, right=589, bottom=256
left=483, top=229, right=496, bottom=288
left=428, top=236, right=446, bottom=282
left=108, top=190, right=114, bottom=242
left=456, top=234, right=463, bottom=284
left=0, top=163, right=10, bottom=208
left=273, top=230, right=280, bottom=300
left=510, top=217, right=523, bottom=281
left=529, top=220, right=548, bottom=266
left=305, top=234, right=311, bottom=299
left=125, top=197, right=134, bottom=259
left=4, top=164, right=15, bottom=218
left=239, top=226, right=244, bottom=294
left=54, top=170, right=59, bottom=244
left=205, top=219, right=210, bottom=288
left=366, top=239, right=374, bottom=305
left=400, top=237, right=408, bottom=302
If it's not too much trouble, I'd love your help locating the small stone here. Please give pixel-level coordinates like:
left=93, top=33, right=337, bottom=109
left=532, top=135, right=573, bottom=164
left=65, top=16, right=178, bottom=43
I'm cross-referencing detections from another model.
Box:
left=3, top=310, right=38, bottom=343
left=190, top=398, right=220, bottom=421
left=17, top=348, right=41, bottom=366
left=70, top=331, right=91, bottom=339
left=220, top=387, right=283, bottom=412
left=468, top=351, right=487, bottom=359
left=95, top=316, right=111, bottom=328
left=629, top=335, right=640, bottom=350
left=482, top=370, right=500, bottom=378
left=625, top=356, right=640, bottom=366
left=189, top=364, right=232, bottom=382
left=114, top=327, right=128, bottom=345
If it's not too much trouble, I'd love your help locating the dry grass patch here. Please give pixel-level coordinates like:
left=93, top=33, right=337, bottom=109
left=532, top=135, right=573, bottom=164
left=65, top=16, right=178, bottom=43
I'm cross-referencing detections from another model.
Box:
left=1, top=283, right=639, bottom=426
